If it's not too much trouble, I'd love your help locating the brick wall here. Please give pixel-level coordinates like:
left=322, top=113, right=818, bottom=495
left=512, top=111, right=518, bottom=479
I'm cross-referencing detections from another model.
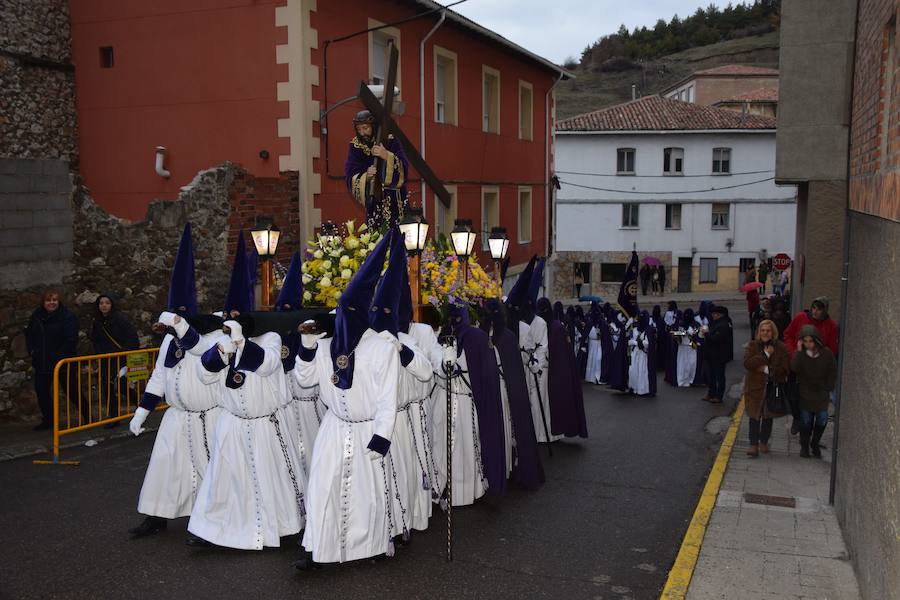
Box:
left=226, top=171, right=301, bottom=265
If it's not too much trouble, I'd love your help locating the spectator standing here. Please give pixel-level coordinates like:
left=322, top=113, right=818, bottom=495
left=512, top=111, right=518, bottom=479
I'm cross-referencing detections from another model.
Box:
left=639, top=263, right=650, bottom=296
left=791, top=325, right=837, bottom=458
left=758, top=262, right=770, bottom=294
left=573, top=265, right=584, bottom=299
left=778, top=269, right=790, bottom=296
left=701, top=305, right=733, bottom=404
left=742, top=320, right=790, bottom=457
left=25, top=289, right=81, bottom=430
left=658, top=264, right=666, bottom=296
left=745, top=264, right=757, bottom=288
left=746, top=287, right=761, bottom=337
left=751, top=296, right=772, bottom=337
left=90, top=293, right=140, bottom=423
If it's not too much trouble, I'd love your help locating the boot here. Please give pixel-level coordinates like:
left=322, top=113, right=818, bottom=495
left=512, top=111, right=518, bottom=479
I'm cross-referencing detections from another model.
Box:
left=185, top=534, right=213, bottom=548
left=129, top=516, right=167, bottom=539
left=746, top=444, right=759, bottom=458
left=759, top=442, right=769, bottom=454
left=799, top=430, right=811, bottom=458
left=811, top=425, right=826, bottom=458
left=790, top=417, right=800, bottom=435
left=293, top=550, right=322, bottom=571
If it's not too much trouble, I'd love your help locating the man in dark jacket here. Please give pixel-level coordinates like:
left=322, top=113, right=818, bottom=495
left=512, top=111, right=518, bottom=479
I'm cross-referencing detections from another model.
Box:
left=25, top=289, right=80, bottom=430
left=702, top=305, right=733, bottom=404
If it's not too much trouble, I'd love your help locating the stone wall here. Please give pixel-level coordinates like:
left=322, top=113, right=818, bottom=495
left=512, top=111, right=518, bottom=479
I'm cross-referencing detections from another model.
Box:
left=0, top=163, right=300, bottom=422
left=549, top=250, right=674, bottom=301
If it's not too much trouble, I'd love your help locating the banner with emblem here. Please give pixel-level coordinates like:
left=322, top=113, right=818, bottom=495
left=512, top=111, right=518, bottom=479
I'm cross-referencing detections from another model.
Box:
left=126, top=352, right=150, bottom=382
left=617, top=250, right=640, bottom=318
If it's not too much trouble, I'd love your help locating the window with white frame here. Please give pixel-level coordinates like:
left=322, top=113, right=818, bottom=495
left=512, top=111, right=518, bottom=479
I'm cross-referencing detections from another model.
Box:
left=434, top=186, right=458, bottom=238
left=518, top=80, right=533, bottom=140
left=663, top=147, right=684, bottom=174
left=369, top=21, right=400, bottom=96
left=616, top=148, right=635, bottom=174
left=481, top=187, right=500, bottom=251
left=622, top=203, right=639, bottom=228
left=712, top=147, right=731, bottom=174
left=434, top=46, right=457, bottom=125
left=482, top=65, right=500, bottom=134
left=518, top=187, right=532, bottom=243
left=699, top=258, right=718, bottom=283
left=665, top=203, right=682, bottom=229
left=711, top=203, right=730, bottom=229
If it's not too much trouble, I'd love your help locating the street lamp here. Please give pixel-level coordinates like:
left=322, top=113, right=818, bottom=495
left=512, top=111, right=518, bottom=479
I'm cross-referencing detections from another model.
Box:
left=399, top=207, right=429, bottom=322
left=450, top=218, right=476, bottom=281
left=488, top=226, right=509, bottom=287
left=251, top=221, right=281, bottom=310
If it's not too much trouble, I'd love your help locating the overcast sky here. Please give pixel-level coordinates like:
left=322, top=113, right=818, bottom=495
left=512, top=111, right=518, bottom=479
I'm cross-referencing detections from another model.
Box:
left=438, top=0, right=736, bottom=63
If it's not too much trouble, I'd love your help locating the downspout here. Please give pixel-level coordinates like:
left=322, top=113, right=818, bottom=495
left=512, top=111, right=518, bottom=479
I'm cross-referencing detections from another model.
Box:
left=544, top=72, right=564, bottom=295
left=419, top=11, right=446, bottom=219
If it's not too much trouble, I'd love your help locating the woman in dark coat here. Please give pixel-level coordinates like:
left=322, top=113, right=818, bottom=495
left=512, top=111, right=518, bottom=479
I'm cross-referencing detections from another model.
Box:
left=90, top=293, right=139, bottom=421
left=742, top=319, right=791, bottom=457
left=25, top=289, right=80, bottom=430
left=791, top=325, right=837, bottom=458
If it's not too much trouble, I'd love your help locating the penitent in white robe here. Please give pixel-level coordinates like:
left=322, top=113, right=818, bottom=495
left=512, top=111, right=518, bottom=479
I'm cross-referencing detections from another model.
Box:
left=137, top=330, right=222, bottom=520
left=407, top=323, right=444, bottom=505
left=431, top=349, right=486, bottom=507
left=491, top=344, right=515, bottom=477
left=388, top=331, right=435, bottom=534
left=521, top=317, right=559, bottom=443
left=188, top=332, right=306, bottom=550
left=285, top=371, right=324, bottom=478
left=295, top=330, right=401, bottom=564
left=584, top=326, right=603, bottom=384
left=627, top=329, right=651, bottom=395
left=676, top=328, right=698, bottom=387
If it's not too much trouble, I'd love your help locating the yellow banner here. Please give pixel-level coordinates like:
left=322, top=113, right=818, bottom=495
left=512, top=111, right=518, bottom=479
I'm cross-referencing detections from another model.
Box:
left=126, top=352, right=150, bottom=382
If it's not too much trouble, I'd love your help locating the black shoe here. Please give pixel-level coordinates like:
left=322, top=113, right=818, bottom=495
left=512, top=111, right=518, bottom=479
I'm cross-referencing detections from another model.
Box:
left=129, top=516, right=167, bottom=539
left=293, top=551, right=322, bottom=571
left=32, top=422, right=51, bottom=431
left=185, top=534, right=212, bottom=547
left=790, top=419, right=799, bottom=435
left=811, top=444, right=822, bottom=458
left=799, top=430, right=811, bottom=458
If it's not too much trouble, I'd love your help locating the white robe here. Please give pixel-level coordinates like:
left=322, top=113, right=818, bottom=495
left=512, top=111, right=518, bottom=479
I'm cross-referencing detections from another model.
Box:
left=407, top=323, right=444, bottom=505
left=137, top=331, right=222, bottom=519
left=286, top=370, right=324, bottom=478
left=676, top=327, right=698, bottom=387
left=584, top=326, right=603, bottom=384
left=188, top=332, right=306, bottom=550
left=520, top=318, right=558, bottom=443
left=295, top=330, right=401, bottom=563
left=490, top=344, right=515, bottom=477
left=390, top=331, right=435, bottom=533
left=627, top=329, right=651, bottom=395
left=431, top=349, right=486, bottom=507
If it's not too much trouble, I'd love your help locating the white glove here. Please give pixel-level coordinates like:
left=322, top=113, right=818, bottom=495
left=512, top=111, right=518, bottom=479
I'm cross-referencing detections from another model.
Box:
left=218, top=338, right=238, bottom=356
left=224, top=320, right=244, bottom=346
left=129, top=407, right=150, bottom=436
left=172, top=317, right=189, bottom=338
left=158, top=311, right=178, bottom=327
left=365, top=448, right=383, bottom=461
left=442, top=344, right=457, bottom=367
left=390, top=336, right=403, bottom=353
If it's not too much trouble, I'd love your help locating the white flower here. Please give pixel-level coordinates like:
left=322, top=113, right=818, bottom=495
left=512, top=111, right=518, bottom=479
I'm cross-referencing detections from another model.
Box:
left=360, top=233, right=371, bottom=244
left=313, top=250, right=323, bottom=259
left=303, top=291, right=312, bottom=301
left=329, top=249, right=341, bottom=258
left=346, top=237, right=360, bottom=250
left=301, top=263, right=308, bottom=273
left=301, top=273, right=312, bottom=284
left=322, top=260, right=332, bottom=270
left=368, top=242, right=376, bottom=250
left=341, top=268, right=352, bottom=280
left=320, top=276, right=332, bottom=289
left=339, top=255, right=350, bottom=267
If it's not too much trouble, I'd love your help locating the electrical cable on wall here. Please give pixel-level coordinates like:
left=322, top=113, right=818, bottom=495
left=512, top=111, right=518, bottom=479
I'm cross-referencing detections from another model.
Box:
left=558, top=176, right=776, bottom=195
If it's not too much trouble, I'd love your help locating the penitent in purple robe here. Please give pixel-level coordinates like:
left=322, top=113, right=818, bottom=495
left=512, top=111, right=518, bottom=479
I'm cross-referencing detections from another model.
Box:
left=537, top=299, right=588, bottom=438
left=344, top=135, right=409, bottom=230
left=480, top=300, right=544, bottom=490
left=449, top=305, right=507, bottom=497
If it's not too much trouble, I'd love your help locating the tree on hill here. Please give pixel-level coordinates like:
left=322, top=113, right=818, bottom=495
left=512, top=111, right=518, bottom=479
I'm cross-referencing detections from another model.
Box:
left=577, top=0, right=780, bottom=71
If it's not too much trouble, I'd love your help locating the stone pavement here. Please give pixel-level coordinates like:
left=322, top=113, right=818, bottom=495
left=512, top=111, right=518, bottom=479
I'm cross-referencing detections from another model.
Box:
left=686, top=412, right=861, bottom=600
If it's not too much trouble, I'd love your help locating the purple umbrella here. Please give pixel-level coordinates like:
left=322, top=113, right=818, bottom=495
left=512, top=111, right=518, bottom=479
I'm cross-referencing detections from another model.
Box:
left=642, top=256, right=662, bottom=266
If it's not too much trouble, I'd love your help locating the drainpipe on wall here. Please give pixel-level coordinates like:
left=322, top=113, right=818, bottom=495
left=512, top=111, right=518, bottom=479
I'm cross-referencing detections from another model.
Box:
left=419, top=11, right=446, bottom=220
left=154, top=146, right=170, bottom=178
left=544, top=72, right=564, bottom=296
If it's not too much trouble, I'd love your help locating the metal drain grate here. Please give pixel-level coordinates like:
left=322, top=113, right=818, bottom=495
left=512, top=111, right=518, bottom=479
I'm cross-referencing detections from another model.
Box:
left=743, top=493, right=796, bottom=508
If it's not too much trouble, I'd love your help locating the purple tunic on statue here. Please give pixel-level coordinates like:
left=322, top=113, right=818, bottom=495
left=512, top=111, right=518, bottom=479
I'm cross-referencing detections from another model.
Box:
left=450, top=306, right=507, bottom=496
left=479, top=300, right=545, bottom=490
left=344, top=135, right=409, bottom=230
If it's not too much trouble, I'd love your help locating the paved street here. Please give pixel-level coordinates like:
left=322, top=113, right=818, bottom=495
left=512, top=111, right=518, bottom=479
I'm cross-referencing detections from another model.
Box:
left=0, top=306, right=748, bottom=600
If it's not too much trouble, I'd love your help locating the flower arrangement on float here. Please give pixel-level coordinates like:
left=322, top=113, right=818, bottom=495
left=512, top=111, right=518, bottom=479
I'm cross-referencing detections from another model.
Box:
left=301, top=220, right=382, bottom=308
left=420, top=234, right=501, bottom=315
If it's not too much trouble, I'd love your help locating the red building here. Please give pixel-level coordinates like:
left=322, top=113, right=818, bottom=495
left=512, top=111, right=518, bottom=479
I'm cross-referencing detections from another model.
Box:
left=68, top=0, right=569, bottom=272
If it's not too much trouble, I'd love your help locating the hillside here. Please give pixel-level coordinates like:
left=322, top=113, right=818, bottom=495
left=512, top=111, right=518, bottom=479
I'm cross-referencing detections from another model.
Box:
left=556, top=31, right=780, bottom=120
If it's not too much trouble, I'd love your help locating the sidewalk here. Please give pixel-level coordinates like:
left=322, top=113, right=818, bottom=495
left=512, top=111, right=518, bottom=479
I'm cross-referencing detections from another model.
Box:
left=686, top=411, right=861, bottom=599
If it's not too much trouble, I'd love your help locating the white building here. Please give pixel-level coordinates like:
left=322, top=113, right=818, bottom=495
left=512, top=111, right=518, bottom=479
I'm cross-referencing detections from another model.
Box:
left=550, top=95, right=796, bottom=299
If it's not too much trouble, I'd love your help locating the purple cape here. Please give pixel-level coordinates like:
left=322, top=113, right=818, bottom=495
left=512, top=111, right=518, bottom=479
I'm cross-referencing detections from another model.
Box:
left=546, top=319, right=588, bottom=438
left=494, top=327, right=545, bottom=489
left=454, top=314, right=507, bottom=496
left=344, top=136, right=408, bottom=229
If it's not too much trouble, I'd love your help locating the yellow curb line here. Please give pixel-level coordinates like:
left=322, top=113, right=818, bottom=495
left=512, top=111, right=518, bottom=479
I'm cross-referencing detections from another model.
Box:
left=659, top=397, right=746, bottom=599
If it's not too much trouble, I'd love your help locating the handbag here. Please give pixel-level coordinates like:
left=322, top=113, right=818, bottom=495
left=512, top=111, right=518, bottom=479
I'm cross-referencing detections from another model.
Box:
left=765, top=376, right=790, bottom=416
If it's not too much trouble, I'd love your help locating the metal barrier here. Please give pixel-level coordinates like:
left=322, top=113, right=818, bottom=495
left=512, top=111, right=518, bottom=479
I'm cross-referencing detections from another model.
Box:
left=32, top=348, right=163, bottom=465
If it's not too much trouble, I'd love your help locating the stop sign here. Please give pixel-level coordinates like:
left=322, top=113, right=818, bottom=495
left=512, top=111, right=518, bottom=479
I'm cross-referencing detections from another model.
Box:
left=772, top=253, right=791, bottom=271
